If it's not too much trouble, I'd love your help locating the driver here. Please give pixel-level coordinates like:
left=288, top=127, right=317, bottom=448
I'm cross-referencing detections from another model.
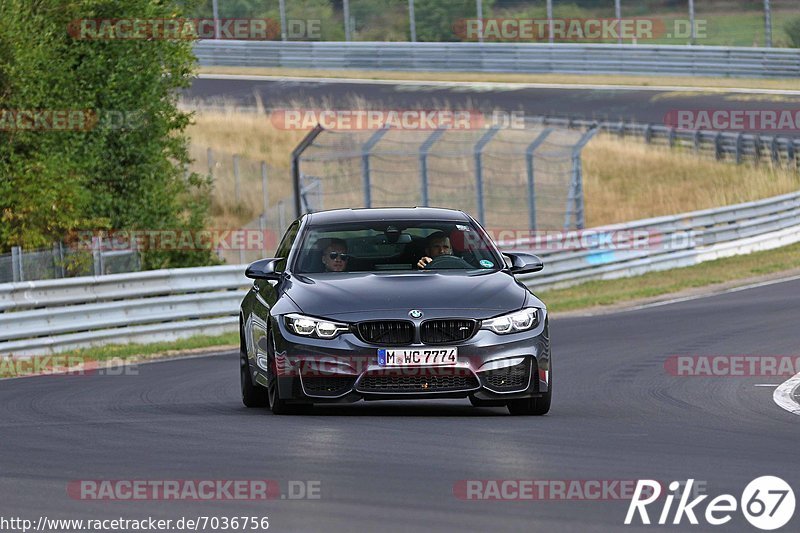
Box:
left=416, top=231, right=452, bottom=269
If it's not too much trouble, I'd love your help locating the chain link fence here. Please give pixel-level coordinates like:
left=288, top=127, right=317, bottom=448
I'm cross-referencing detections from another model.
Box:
left=294, top=123, right=598, bottom=232
left=0, top=243, right=141, bottom=284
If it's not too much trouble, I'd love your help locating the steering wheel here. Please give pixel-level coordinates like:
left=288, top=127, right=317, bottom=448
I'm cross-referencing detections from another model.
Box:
left=424, top=255, right=473, bottom=270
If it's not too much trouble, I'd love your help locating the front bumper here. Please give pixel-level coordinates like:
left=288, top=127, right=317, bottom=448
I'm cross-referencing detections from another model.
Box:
left=260, top=313, right=550, bottom=404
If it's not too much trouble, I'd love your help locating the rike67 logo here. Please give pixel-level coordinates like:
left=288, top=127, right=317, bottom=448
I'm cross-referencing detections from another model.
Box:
left=625, top=477, right=795, bottom=530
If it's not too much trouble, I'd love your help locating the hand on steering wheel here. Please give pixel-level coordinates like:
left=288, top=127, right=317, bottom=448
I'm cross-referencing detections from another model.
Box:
left=420, top=254, right=473, bottom=270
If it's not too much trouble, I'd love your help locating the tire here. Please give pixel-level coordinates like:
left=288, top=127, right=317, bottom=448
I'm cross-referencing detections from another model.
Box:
left=240, top=327, right=268, bottom=408
left=266, top=330, right=312, bottom=415
left=506, top=362, right=551, bottom=416
left=469, top=395, right=506, bottom=408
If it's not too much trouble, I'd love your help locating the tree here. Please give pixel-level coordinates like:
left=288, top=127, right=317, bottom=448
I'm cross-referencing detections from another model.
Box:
left=786, top=16, right=800, bottom=48
left=415, top=0, right=495, bottom=42
left=0, top=0, right=215, bottom=268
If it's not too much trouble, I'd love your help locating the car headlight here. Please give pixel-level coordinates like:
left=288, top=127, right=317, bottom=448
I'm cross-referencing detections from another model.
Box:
left=481, top=308, right=539, bottom=334
left=285, top=313, right=349, bottom=339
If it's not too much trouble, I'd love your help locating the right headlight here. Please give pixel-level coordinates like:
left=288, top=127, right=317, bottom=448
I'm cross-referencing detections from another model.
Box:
left=285, top=313, right=349, bottom=339
left=481, top=308, right=539, bottom=335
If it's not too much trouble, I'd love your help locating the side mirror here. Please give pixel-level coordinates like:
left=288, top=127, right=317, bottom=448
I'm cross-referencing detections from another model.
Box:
left=245, top=258, right=283, bottom=280
left=503, top=253, right=544, bottom=275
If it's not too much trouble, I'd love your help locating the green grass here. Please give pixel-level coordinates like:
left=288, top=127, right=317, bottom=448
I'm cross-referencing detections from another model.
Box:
left=649, top=10, right=795, bottom=47
left=539, top=241, right=800, bottom=313
left=0, top=331, right=238, bottom=379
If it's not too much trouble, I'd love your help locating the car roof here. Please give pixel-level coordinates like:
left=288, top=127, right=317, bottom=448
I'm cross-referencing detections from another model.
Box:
left=304, top=207, right=471, bottom=226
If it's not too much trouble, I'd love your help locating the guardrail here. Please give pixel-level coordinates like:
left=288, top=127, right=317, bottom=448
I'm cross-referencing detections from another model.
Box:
left=533, top=116, right=800, bottom=171
left=2, top=190, right=799, bottom=356
left=194, top=41, right=800, bottom=79
left=514, top=190, right=800, bottom=289
left=0, top=266, right=250, bottom=356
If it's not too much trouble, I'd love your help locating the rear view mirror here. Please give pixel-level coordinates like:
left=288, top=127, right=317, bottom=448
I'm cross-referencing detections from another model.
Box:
left=245, top=258, right=283, bottom=280
left=503, top=253, right=544, bottom=275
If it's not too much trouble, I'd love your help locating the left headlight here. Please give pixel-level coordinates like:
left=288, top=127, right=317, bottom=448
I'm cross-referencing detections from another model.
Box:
left=285, top=313, right=350, bottom=339
left=481, top=308, right=539, bottom=335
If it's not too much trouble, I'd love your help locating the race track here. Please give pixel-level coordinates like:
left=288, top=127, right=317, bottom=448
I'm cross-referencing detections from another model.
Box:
left=1, top=278, right=798, bottom=532
left=186, top=76, right=800, bottom=133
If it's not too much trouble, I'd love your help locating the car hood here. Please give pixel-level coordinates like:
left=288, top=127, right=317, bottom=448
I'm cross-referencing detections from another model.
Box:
left=284, top=270, right=532, bottom=320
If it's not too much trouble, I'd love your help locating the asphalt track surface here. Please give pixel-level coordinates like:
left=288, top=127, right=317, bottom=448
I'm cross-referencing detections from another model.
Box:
left=186, top=77, right=800, bottom=134
left=1, top=278, right=798, bottom=532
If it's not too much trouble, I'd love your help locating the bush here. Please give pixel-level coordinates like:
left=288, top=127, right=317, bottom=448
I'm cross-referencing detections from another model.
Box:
left=786, top=16, right=800, bottom=48
left=0, top=0, right=216, bottom=269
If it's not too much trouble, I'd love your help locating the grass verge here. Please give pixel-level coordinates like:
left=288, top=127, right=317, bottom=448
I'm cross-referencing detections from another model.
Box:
left=0, top=331, right=238, bottom=379
left=539, top=241, right=800, bottom=313
left=198, top=66, right=800, bottom=92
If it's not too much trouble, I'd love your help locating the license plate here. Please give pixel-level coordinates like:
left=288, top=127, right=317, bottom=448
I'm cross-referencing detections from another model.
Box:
left=377, top=348, right=458, bottom=366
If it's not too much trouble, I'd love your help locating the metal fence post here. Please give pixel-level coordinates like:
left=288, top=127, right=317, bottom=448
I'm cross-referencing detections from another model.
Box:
left=92, top=237, right=102, bottom=276
left=565, top=127, right=599, bottom=230
left=689, top=0, right=696, bottom=44
left=233, top=154, right=241, bottom=204
left=261, top=162, right=269, bottom=216
left=615, top=0, right=622, bottom=45
left=764, top=0, right=772, bottom=48
left=525, top=128, right=553, bottom=232
left=715, top=132, right=724, bottom=160
left=58, top=241, right=66, bottom=278
left=419, top=128, right=445, bottom=207
left=278, top=200, right=286, bottom=233
left=52, top=243, right=60, bottom=279
left=753, top=134, right=762, bottom=162
left=735, top=133, right=744, bottom=164
left=11, top=246, right=21, bottom=282
left=546, top=0, right=554, bottom=44
left=291, top=125, right=325, bottom=217
left=770, top=136, right=780, bottom=165
left=344, top=0, right=352, bottom=41
left=408, top=0, right=416, bottom=42
left=279, top=0, right=287, bottom=41
left=361, top=126, right=390, bottom=208
left=474, top=127, right=500, bottom=225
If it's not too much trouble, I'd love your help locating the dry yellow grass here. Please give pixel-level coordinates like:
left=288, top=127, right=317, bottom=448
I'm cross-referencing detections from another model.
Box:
left=186, top=108, right=306, bottom=229
left=582, top=135, right=800, bottom=226
left=187, top=110, right=800, bottom=230
left=198, top=66, right=800, bottom=92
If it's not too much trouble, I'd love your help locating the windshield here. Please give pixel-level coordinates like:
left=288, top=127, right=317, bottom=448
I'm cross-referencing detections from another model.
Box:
left=293, top=219, right=503, bottom=274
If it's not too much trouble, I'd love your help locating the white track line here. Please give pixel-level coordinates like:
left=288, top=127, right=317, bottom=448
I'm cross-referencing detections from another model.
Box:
left=773, top=372, right=800, bottom=416
left=197, top=73, right=800, bottom=96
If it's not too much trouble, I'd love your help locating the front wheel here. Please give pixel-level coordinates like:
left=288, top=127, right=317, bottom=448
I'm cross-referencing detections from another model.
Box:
left=266, top=331, right=312, bottom=415
left=507, top=363, right=551, bottom=416
left=239, top=354, right=269, bottom=407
